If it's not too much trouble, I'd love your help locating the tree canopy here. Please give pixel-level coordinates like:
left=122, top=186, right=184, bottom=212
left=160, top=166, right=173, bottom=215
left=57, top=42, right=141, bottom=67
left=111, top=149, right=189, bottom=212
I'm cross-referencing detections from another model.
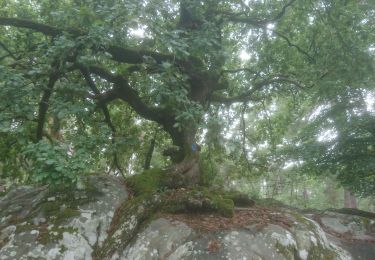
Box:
left=0, top=0, right=374, bottom=194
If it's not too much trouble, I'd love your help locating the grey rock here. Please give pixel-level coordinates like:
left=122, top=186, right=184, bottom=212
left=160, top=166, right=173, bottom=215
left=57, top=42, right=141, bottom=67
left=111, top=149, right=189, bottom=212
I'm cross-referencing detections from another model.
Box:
left=0, top=175, right=127, bottom=260
left=1, top=176, right=374, bottom=260
left=118, top=218, right=193, bottom=260
left=116, top=215, right=355, bottom=260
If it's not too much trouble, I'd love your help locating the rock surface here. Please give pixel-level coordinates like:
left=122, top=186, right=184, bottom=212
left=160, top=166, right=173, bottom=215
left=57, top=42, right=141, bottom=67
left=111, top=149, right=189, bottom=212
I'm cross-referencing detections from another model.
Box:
left=0, top=176, right=374, bottom=260
left=0, top=175, right=127, bottom=260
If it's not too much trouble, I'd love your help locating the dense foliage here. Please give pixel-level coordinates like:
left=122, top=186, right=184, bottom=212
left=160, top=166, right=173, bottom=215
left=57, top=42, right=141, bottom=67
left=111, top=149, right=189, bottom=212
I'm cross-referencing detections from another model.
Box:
left=0, top=0, right=374, bottom=197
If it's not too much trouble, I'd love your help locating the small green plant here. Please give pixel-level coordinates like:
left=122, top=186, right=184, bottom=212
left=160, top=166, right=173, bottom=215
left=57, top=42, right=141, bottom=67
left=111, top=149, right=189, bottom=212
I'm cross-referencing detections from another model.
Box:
left=23, top=139, right=94, bottom=186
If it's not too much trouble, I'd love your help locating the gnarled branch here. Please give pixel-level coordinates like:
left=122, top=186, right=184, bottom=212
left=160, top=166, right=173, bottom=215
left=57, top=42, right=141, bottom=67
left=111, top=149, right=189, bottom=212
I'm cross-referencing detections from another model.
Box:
left=86, top=65, right=176, bottom=130
left=0, top=17, right=172, bottom=65
left=210, top=75, right=305, bottom=104
left=225, top=0, right=297, bottom=26
left=0, top=40, right=18, bottom=60
left=272, top=30, right=315, bottom=62
left=80, top=68, right=116, bottom=134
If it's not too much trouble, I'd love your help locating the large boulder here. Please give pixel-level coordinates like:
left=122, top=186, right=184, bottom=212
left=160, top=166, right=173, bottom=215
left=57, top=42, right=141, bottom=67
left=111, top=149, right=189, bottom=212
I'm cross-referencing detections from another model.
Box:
left=0, top=175, right=374, bottom=260
left=0, top=175, right=128, bottom=259
left=113, top=209, right=362, bottom=260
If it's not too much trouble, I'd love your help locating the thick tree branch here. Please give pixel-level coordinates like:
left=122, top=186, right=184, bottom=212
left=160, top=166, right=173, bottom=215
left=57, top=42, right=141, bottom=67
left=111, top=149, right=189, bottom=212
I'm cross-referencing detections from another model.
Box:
left=0, top=17, right=68, bottom=36
left=225, top=0, right=296, bottom=26
left=0, top=17, right=172, bottom=65
left=106, top=46, right=172, bottom=64
left=80, top=68, right=116, bottom=134
left=272, top=30, right=315, bottom=62
left=210, top=75, right=304, bottom=104
left=87, top=65, right=176, bottom=127
left=0, top=40, right=18, bottom=60
left=80, top=68, right=128, bottom=176
left=220, top=68, right=258, bottom=75
left=36, top=72, right=59, bottom=141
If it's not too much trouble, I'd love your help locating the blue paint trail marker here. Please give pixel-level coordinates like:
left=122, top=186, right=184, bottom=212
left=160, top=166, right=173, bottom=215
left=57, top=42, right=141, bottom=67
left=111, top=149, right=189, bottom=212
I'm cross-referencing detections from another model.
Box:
left=191, top=143, right=198, bottom=152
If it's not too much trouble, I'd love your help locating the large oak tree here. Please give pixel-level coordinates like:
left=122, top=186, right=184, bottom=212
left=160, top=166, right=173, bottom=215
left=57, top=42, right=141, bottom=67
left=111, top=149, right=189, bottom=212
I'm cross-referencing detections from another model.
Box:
left=0, top=0, right=373, bottom=186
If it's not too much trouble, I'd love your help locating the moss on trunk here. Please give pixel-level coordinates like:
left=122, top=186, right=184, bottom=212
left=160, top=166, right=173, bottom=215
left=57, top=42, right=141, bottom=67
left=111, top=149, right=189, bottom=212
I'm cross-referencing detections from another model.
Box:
left=97, top=168, right=256, bottom=258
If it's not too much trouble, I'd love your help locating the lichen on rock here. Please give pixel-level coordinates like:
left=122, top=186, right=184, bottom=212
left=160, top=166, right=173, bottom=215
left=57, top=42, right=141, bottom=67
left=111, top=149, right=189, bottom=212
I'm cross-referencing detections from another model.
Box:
left=1, top=174, right=374, bottom=260
left=0, top=175, right=127, bottom=259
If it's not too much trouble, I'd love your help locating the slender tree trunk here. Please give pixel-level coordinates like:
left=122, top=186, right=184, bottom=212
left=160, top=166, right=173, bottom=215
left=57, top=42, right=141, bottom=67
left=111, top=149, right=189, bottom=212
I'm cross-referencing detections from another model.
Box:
left=51, top=114, right=62, bottom=141
left=303, top=185, right=309, bottom=208
left=290, top=182, right=294, bottom=202
left=344, top=189, right=357, bottom=208
left=324, top=180, right=338, bottom=207
left=144, top=136, right=156, bottom=170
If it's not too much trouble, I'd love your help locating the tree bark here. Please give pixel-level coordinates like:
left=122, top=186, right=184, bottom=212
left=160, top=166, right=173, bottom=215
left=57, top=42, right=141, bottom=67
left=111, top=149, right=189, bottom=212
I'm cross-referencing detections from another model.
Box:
left=163, top=128, right=202, bottom=187
left=144, top=137, right=156, bottom=170
left=344, top=189, right=357, bottom=209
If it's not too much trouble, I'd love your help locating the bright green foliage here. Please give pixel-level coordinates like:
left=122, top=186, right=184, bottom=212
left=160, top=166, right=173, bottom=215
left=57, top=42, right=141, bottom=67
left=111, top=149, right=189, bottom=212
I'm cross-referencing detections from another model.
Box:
left=0, top=0, right=374, bottom=197
left=22, top=139, right=94, bottom=186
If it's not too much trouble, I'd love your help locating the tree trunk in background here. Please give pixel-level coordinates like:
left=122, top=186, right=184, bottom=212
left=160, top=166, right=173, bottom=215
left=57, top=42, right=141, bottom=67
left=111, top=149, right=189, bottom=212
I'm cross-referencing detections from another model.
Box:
left=144, top=137, right=156, bottom=170
left=51, top=114, right=62, bottom=141
left=303, top=186, right=309, bottom=202
left=324, top=181, right=338, bottom=207
left=344, top=189, right=357, bottom=208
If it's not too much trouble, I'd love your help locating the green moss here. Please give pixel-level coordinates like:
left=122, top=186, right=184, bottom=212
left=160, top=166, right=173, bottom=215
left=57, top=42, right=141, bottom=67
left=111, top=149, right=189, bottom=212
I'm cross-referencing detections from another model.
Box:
left=16, top=224, right=78, bottom=245
left=95, top=193, right=162, bottom=259
left=223, top=191, right=255, bottom=207
left=37, top=226, right=78, bottom=245
left=276, top=241, right=338, bottom=260
left=254, top=198, right=286, bottom=207
left=308, top=244, right=337, bottom=260
left=289, top=211, right=317, bottom=231
left=126, top=168, right=165, bottom=196
left=40, top=202, right=61, bottom=215
left=275, top=242, right=294, bottom=260
left=54, top=208, right=81, bottom=225
left=332, top=208, right=375, bottom=219
left=16, top=224, right=40, bottom=233
left=60, top=245, right=68, bottom=253
left=161, top=187, right=235, bottom=218
left=38, top=201, right=80, bottom=225
left=0, top=237, right=9, bottom=250
left=212, top=197, right=235, bottom=217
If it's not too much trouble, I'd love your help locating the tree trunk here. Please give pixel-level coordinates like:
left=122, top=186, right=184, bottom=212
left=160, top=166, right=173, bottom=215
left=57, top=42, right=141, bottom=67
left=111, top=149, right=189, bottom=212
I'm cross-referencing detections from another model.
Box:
left=344, top=189, right=357, bottom=208
left=324, top=180, right=338, bottom=207
left=164, top=129, right=202, bottom=188
left=144, top=136, right=156, bottom=170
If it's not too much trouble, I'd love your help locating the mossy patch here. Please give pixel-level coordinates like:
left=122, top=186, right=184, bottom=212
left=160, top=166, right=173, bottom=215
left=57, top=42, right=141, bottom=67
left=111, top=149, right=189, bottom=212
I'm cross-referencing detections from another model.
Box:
left=16, top=223, right=78, bottom=245
left=161, top=188, right=235, bottom=218
left=95, top=193, right=162, bottom=259
left=254, top=198, right=287, bottom=207
left=0, top=237, right=9, bottom=249
left=36, top=200, right=81, bottom=226
left=126, top=168, right=165, bottom=196
left=308, top=244, right=337, bottom=260
left=96, top=186, right=240, bottom=258
left=331, top=208, right=375, bottom=219
left=37, top=226, right=78, bottom=245
left=8, top=177, right=102, bottom=231
left=275, top=242, right=294, bottom=260
left=223, top=191, right=255, bottom=207
left=16, top=224, right=40, bottom=233
left=40, top=201, right=61, bottom=214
